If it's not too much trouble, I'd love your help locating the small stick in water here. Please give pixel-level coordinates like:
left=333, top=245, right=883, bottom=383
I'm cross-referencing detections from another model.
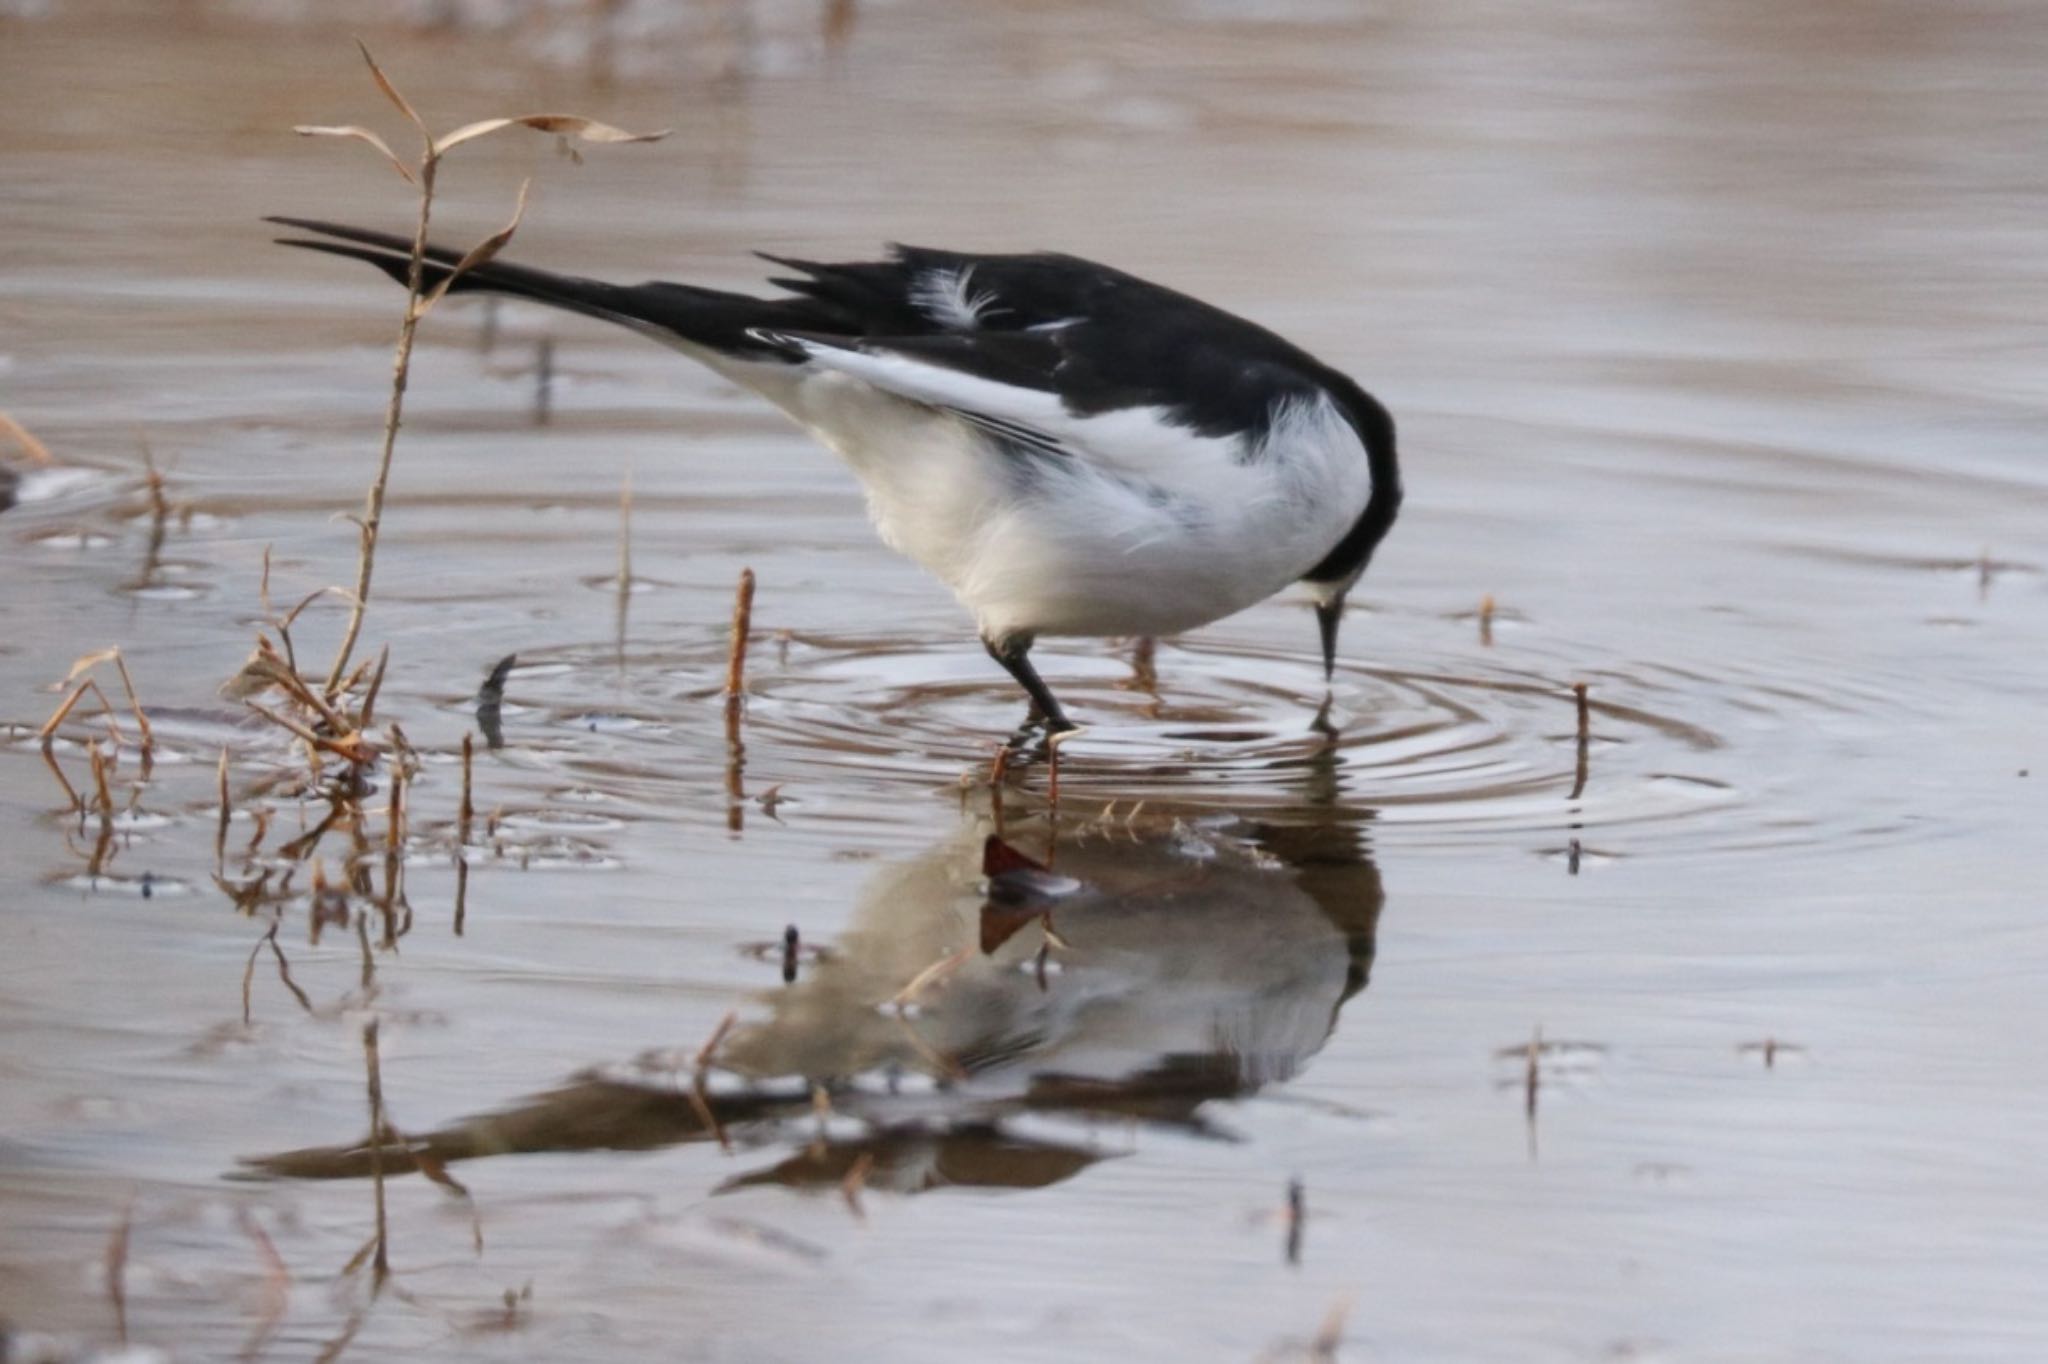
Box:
left=615, top=462, right=634, bottom=667
left=1740, top=1037, right=1804, bottom=1068
left=1523, top=1024, right=1542, bottom=1159
left=215, top=746, right=232, bottom=864
left=724, top=568, right=756, bottom=701
left=618, top=463, right=634, bottom=592
left=987, top=740, right=1011, bottom=835
left=363, top=1019, right=390, bottom=1288
left=87, top=738, right=115, bottom=820
left=1479, top=593, right=1496, bottom=647
left=724, top=570, right=756, bottom=834
left=1045, top=727, right=1080, bottom=866
left=695, top=1010, right=740, bottom=1072
left=358, top=645, right=391, bottom=730
left=781, top=924, right=800, bottom=984
left=1569, top=682, right=1591, bottom=800
left=1284, top=1177, right=1305, bottom=1266
left=459, top=732, right=475, bottom=842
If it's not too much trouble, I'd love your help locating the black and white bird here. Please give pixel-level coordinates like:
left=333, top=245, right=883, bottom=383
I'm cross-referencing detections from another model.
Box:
left=269, top=219, right=1403, bottom=732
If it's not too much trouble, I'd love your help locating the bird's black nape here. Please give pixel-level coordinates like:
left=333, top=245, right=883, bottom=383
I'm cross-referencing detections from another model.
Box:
left=1315, top=595, right=1346, bottom=683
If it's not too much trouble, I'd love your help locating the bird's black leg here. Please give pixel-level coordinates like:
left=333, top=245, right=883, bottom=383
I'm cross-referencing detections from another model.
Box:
left=1315, top=592, right=1348, bottom=682
left=983, top=632, right=1077, bottom=733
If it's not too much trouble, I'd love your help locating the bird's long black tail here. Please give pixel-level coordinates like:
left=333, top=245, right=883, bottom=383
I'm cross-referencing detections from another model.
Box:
left=266, top=217, right=832, bottom=360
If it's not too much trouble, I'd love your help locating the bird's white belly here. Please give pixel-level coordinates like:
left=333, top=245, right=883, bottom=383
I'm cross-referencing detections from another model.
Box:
left=769, top=369, right=1372, bottom=641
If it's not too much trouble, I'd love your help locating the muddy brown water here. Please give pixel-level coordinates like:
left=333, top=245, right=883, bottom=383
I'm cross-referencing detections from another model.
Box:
left=4, top=3, right=2047, bottom=1360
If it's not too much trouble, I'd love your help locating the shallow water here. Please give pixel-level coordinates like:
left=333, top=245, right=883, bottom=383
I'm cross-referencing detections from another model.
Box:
left=4, top=2, right=2047, bottom=1360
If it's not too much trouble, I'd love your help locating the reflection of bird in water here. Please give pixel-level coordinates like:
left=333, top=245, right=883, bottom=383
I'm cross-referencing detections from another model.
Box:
left=269, top=220, right=1402, bottom=733
left=241, top=805, right=1384, bottom=1197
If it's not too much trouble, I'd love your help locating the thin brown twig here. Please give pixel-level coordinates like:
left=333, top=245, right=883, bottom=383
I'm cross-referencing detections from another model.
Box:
left=86, top=738, right=116, bottom=819
left=216, top=746, right=232, bottom=863
left=1569, top=682, right=1591, bottom=800
left=42, top=677, right=125, bottom=748
left=313, top=1307, right=366, bottom=1364
left=724, top=567, right=756, bottom=699
left=358, top=646, right=391, bottom=730
left=243, top=922, right=272, bottom=1025
left=618, top=461, right=633, bottom=592
left=41, top=742, right=81, bottom=812
left=102, top=650, right=154, bottom=758
left=322, top=51, right=438, bottom=697
left=0, top=409, right=55, bottom=466
left=694, top=1010, right=739, bottom=1070
left=459, top=732, right=475, bottom=839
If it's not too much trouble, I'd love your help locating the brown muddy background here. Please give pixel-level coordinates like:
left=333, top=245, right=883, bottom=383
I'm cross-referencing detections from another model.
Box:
left=3, top=1, right=2046, bottom=1360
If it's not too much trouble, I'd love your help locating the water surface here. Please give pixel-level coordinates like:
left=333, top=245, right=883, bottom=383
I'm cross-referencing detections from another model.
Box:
left=3, top=2, right=2046, bottom=1360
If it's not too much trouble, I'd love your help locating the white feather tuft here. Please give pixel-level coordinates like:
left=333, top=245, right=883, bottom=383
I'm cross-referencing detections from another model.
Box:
left=910, top=266, right=1001, bottom=330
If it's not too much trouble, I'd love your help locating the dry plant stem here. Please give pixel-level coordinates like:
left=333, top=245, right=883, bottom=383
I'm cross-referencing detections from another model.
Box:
left=313, top=1310, right=366, bottom=1364
left=87, top=739, right=116, bottom=818
left=243, top=923, right=273, bottom=1024
left=695, top=1010, right=740, bottom=1070
left=364, top=1019, right=391, bottom=1288
left=988, top=741, right=1010, bottom=835
left=1523, top=1024, right=1542, bottom=1161
left=95, top=650, right=155, bottom=758
left=685, top=1076, right=732, bottom=1153
left=325, top=153, right=435, bottom=698
left=42, top=677, right=125, bottom=748
left=356, top=909, right=376, bottom=994
left=724, top=568, right=756, bottom=698
left=42, top=745, right=80, bottom=813
left=1569, top=681, right=1591, bottom=800
left=0, top=409, right=56, bottom=465
left=358, top=645, right=391, bottom=729
left=216, top=747, right=232, bottom=853
left=618, top=463, right=633, bottom=589
left=298, top=51, right=667, bottom=699
left=459, top=732, right=475, bottom=839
